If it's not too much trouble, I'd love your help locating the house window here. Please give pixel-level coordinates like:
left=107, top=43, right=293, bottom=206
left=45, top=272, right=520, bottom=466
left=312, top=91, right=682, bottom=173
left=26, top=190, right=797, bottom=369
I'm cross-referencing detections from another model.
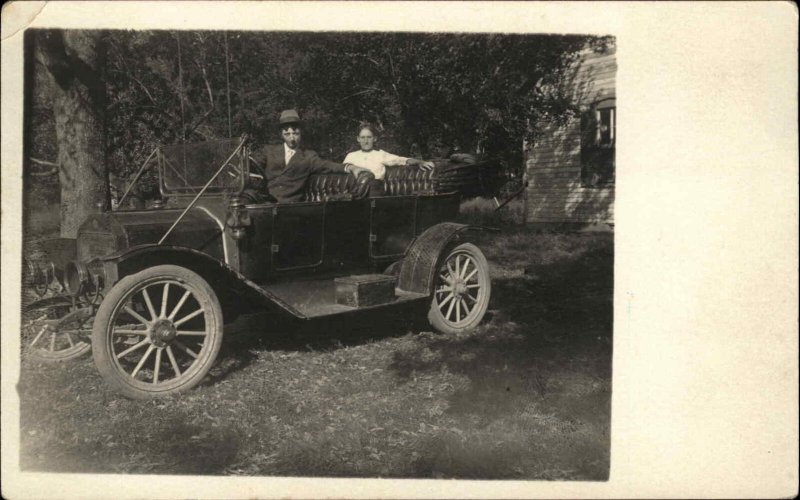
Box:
left=596, top=107, right=615, bottom=146
left=581, top=98, right=615, bottom=187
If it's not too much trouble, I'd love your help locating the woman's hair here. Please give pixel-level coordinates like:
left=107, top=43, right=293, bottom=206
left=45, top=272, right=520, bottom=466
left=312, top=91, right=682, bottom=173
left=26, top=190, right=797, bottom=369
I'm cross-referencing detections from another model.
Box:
left=357, top=123, right=379, bottom=138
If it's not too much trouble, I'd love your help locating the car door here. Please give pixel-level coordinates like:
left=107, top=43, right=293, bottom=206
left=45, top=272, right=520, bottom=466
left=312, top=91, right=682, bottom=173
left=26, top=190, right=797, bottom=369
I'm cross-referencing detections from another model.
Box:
left=322, top=199, right=370, bottom=274
left=271, top=202, right=325, bottom=272
left=369, top=196, right=417, bottom=259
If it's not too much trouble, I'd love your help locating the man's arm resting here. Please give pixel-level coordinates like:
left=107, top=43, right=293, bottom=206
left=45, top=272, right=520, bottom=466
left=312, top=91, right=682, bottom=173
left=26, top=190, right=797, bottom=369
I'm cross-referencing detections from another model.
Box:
left=306, top=151, right=371, bottom=177
left=344, top=163, right=371, bottom=177
left=405, top=158, right=435, bottom=170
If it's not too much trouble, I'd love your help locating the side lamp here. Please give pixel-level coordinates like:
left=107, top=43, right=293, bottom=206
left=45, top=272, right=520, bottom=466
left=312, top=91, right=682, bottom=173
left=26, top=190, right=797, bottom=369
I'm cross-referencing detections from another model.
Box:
left=226, top=195, right=251, bottom=240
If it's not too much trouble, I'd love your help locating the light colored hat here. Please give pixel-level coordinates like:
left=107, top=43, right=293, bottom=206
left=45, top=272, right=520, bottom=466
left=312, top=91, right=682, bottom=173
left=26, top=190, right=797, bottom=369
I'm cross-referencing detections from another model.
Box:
left=278, top=109, right=302, bottom=126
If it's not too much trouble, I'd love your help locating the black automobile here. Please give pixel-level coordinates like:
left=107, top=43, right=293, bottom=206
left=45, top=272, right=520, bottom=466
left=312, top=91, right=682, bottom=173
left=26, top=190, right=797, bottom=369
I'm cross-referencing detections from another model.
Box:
left=22, top=138, right=493, bottom=399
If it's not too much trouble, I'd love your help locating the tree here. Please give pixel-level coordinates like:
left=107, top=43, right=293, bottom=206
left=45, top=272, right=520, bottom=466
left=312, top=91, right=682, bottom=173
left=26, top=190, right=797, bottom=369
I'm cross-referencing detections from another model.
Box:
left=27, top=30, right=601, bottom=220
left=35, top=29, right=109, bottom=238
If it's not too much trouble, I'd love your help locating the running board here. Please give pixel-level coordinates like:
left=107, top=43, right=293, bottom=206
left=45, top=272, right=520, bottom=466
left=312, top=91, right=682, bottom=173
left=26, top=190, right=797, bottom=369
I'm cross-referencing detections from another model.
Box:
left=260, top=276, right=428, bottom=319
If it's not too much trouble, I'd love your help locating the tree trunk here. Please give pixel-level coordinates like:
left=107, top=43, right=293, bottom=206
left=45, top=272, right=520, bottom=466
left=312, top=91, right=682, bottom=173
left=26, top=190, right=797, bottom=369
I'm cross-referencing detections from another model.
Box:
left=37, top=30, right=108, bottom=238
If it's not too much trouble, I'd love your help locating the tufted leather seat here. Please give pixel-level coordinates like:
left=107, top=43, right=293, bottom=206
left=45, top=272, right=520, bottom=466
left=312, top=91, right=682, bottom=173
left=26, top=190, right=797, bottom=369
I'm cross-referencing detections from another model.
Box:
left=303, top=171, right=373, bottom=202
left=245, top=155, right=493, bottom=203
left=383, top=166, right=437, bottom=196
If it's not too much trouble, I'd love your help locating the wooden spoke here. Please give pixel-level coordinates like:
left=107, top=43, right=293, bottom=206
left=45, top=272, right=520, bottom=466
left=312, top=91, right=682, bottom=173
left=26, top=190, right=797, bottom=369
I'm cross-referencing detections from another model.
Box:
left=168, top=290, right=192, bottom=321
left=131, top=345, right=155, bottom=378
left=141, top=287, right=157, bottom=321
left=467, top=284, right=481, bottom=289
left=438, top=292, right=454, bottom=309
left=464, top=292, right=477, bottom=303
left=460, top=257, right=472, bottom=278
left=116, top=339, right=150, bottom=359
left=173, top=340, right=198, bottom=359
left=166, top=346, right=181, bottom=376
left=59, top=329, right=84, bottom=335
left=160, top=282, right=170, bottom=318
left=29, top=326, right=48, bottom=348
left=152, top=348, right=162, bottom=384
left=123, top=306, right=151, bottom=328
left=464, top=267, right=478, bottom=283
left=49, top=330, right=57, bottom=351
left=446, top=261, right=457, bottom=280
left=66, top=332, right=75, bottom=347
left=113, top=329, right=149, bottom=336
left=176, top=330, right=207, bottom=336
left=445, top=295, right=456, bottom=321
left=455, top=298, right=462, bottom=322
left=455, top=255, right=460, bottom=278
left=460, top=297, right=471, bottom=316
left=439, top=273, right=453, bottom=285
left=436, top=285, right=453, bottom=295
left=173, top=308, right=204, bottom=328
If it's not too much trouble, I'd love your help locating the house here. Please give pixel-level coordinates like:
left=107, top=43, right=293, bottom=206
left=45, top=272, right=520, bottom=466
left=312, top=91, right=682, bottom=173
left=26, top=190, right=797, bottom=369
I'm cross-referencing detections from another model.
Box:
left=524, top=40, right=616, bottom=228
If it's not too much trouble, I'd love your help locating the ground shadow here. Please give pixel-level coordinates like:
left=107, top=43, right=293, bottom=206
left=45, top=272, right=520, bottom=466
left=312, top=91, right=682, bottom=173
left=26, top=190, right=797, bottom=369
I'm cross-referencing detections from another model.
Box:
left=388, top=238, right=613, bottom=479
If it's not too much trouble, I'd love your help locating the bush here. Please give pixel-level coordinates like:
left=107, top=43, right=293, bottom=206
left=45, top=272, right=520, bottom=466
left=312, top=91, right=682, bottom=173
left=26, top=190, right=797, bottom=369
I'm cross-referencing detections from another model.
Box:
left=457, top=196, right=524, bottom=227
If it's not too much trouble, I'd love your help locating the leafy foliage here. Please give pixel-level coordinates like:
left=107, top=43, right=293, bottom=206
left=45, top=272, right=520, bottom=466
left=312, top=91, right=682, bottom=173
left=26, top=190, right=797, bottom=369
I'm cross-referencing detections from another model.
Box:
left=30, top=30, right=609, bottom=198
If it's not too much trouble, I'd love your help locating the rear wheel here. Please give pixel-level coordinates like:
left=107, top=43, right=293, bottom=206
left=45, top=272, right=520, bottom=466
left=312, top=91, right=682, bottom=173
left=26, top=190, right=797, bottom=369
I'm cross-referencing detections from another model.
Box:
left=23, top=303, right=92, bottom=362
left=428, top=243, right=491, bottom=334
left=92, top=265, right=223, bottom=399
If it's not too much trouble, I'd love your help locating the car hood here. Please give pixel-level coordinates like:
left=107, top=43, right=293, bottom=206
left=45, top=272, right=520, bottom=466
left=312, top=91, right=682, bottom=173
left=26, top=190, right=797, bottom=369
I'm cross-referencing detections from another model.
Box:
left=77, top=208, right=225, bottom=262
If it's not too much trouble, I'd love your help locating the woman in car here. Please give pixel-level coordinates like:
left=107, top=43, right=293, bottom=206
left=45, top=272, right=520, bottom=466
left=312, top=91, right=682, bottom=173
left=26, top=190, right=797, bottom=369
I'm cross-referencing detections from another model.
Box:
left=343, top=124, right=434, bottom=196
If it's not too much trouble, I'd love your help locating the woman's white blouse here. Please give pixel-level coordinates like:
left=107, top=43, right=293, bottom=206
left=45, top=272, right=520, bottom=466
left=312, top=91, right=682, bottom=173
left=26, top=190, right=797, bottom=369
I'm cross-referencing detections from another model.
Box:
left=342, top=149, right=408, bottom=180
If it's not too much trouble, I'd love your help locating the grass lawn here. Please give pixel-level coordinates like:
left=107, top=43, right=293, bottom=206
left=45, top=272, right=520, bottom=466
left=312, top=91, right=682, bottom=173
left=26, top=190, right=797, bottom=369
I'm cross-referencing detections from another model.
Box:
left=18, top=216, right=613, bottom=480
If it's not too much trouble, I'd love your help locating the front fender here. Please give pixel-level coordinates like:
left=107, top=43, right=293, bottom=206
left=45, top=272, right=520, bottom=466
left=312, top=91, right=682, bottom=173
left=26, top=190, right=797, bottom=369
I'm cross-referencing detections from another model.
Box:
left=100, top=245, right=305, bottom=320
left=397, top=222, right=494, bottom=294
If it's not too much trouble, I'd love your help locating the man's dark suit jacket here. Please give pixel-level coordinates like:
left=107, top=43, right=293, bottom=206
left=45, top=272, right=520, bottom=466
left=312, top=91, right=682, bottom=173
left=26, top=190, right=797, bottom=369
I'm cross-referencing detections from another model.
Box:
left=250, top=144, right=346, bottom=203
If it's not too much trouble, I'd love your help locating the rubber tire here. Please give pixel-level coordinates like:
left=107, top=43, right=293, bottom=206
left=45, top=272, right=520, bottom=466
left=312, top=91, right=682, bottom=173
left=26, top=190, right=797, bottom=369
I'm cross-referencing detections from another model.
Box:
left=92, top=265, right=223, bottom=399
left=428, top=242, right=491, bottom=334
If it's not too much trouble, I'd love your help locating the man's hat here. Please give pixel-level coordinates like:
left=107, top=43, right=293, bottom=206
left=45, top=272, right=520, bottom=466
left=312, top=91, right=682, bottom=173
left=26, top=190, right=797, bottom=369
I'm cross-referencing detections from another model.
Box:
left=278, top=109, right=302, bottom=126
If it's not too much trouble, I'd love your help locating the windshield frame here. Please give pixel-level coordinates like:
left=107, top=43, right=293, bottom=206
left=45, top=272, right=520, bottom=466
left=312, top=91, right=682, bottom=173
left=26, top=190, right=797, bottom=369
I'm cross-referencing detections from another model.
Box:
left=157, top=140, right=248, bottom=198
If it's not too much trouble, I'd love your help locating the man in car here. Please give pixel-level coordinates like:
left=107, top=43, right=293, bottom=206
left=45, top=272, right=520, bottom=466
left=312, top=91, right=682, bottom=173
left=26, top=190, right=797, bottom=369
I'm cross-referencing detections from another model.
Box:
left=247, top=109, right=370, bottom=203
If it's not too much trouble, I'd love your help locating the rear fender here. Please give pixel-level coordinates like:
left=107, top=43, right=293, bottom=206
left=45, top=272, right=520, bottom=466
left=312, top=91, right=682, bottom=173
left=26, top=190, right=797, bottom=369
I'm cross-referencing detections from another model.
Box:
left=101, top=245, right=304, bottom=320
left=397, top=223, right=493, bottom=294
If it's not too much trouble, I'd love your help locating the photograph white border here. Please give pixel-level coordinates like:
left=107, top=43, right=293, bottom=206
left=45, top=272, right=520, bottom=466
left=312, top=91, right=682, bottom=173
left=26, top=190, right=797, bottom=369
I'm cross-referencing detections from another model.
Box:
left=2, top=2, right=797, bottom=498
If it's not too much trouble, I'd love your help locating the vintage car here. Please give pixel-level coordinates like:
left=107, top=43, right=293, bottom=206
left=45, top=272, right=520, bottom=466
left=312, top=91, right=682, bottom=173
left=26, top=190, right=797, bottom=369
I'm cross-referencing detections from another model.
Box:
left=22, top=137, right=492, bottom=399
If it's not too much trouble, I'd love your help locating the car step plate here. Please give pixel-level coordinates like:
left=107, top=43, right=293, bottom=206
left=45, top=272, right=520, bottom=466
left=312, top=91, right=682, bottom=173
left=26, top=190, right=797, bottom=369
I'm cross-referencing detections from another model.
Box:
left=261, top=276, right=428, bottom=319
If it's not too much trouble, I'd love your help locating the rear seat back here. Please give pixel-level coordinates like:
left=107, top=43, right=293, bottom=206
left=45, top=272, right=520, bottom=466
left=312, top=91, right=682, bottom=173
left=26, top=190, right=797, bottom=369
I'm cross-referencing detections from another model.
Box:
left=304, top=166, right=440, bottom=201
left=384, top=166, right=437, bottom=196
left=304, top=172, right=372, bottom=201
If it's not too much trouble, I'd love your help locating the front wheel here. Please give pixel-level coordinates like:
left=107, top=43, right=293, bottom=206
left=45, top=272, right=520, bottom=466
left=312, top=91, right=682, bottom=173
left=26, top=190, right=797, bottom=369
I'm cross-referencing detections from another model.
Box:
left=428, top=243, right=491, bottom=334
left=92, top=265, right=223, bottom=399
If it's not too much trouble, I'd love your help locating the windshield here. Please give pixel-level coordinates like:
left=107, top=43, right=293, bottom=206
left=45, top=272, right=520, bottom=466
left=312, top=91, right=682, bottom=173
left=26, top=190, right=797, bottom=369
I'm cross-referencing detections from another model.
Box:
left=159, top=138, right=246, bottom=195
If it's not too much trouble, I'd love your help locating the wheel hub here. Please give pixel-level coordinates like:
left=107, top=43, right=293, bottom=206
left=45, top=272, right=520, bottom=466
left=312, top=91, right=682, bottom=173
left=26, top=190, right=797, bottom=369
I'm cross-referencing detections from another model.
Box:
left=150, top=319, right=177, bottom=347
left=453, top=279, right=468, bottom=296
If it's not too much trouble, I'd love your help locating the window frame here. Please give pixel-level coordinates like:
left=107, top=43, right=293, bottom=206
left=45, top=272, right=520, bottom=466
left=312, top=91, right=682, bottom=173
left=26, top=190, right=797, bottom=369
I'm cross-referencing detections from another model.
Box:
left=581, top=97, right=616, bottom=188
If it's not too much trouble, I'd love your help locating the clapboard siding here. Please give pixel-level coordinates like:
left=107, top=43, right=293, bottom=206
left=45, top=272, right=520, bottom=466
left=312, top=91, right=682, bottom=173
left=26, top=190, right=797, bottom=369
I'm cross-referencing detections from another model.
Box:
left=524, top=40, right=616, bottom=225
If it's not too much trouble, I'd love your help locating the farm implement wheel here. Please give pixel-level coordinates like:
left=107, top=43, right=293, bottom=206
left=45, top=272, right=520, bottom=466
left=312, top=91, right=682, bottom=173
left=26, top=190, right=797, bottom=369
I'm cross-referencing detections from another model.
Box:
left=428, top=243, right=491, bottom=334
left=92, top=265, right=223, bottom=399
left=22, top=302, right=92, bottom=362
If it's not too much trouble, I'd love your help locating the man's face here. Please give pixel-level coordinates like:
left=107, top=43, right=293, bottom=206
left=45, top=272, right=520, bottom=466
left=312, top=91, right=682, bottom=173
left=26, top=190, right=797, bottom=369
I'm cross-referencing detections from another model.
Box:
left=281, top=126, right=301, bottom=149
left=357, top=129, right=375, bottom=152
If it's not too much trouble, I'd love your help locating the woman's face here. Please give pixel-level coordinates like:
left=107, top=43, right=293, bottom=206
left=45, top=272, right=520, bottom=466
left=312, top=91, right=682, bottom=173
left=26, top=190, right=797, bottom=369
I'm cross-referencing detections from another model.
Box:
left=357, top=128, right=376, bottom=152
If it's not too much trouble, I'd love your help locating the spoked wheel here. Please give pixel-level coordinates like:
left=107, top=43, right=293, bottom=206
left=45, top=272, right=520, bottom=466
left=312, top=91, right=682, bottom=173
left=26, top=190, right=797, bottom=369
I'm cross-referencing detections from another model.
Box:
left=92, top=265, right=223, bottom=399
left=22, top=303, right=93, bottom=362
left=428, top=242, right=491, bottom=334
